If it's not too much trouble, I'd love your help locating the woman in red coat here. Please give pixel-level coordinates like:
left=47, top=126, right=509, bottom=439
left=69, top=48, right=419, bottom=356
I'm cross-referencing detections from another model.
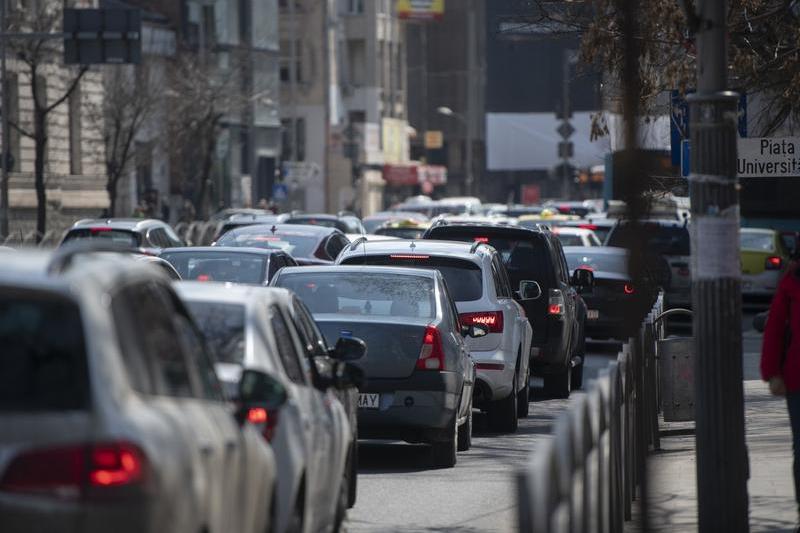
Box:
left=761, top=264, right=800, bottom=526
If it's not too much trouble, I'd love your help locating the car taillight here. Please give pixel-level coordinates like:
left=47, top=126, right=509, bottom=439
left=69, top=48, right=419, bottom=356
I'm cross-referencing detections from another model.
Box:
left=246, top=407, right=280, bottom=443
left=417, top=325, right=446, bottom=371
left=89, top=227, right=113, bottom=234
left=579, top=224, right=598, bottom=230
left=0, top=442, right=147, bottom=499
left=460, top=311, right=504, bottom=333
left=765, top=256, right=783, bottom=270
left=548, top=289, right=565, bottom=316
left=624, top=283, right=635, bottom=295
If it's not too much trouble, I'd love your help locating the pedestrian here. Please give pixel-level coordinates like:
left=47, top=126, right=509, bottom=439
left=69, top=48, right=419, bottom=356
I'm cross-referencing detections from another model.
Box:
left=761, top=263, right=800, bottom=531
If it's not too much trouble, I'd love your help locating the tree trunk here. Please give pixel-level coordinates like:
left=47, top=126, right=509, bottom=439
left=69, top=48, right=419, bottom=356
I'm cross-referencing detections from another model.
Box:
left=34, top=109, right=46, bottom=241
left=197, top=126, right=215, bottom=220
left=106, top=170, right=118, bottom=217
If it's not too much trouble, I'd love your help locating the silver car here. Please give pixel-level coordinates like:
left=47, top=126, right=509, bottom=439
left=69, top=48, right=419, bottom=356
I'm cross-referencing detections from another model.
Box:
left=176, top=282, right=362, bottom=533
left=0, top=250, right=282, bottom=533
left=272, top=265, right=482, bottom=468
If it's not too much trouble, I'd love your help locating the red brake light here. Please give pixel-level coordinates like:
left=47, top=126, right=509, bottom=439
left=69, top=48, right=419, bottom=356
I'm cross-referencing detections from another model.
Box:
left=196, top=274, right=211, bottom=282
left=247, top=407, right=268, bottom=424
left=460, top=311, right=504, bottom=333
left=548, top=304, right=563, bottom=314
left=246, top=407, right=280, bottom=442
left=474, top=236, right=489, bottom=243
left=623, top=283, right=635, bottom=295
left=0, top=442, right=147, bottom=498
left=89, top=227, right=113, bottom=234
left=765, top=256, right=783, bottom=270
left=579, top=224, right=598, bottom=230
left=417, top=325, right=446, bottom=371
left=548, top=289, right=565, bottom=316
left=389, top=254, right=430, bottom=260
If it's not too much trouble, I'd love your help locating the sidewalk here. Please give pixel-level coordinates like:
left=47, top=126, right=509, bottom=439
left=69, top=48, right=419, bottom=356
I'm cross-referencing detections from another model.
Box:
left=640, top=380, right=796, bottom=532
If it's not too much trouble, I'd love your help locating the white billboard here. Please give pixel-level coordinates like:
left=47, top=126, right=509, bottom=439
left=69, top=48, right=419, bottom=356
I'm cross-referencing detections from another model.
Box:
left=737, top=137, right=800, bottom=177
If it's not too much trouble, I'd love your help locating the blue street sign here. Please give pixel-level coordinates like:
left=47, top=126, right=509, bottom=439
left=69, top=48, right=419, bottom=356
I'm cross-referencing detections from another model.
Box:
left=671, top=90, right=747, bottom=166
left=681, top=140, right=691, bottom=178
left=272, top=183, right=288, bottom=201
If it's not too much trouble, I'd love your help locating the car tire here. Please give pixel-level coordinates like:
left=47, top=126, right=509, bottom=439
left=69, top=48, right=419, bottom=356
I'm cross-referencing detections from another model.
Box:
left=489, top=370, right=519, bottom=433
left=544, top=364, right=571, bottom=399
left=457, top=396, right=473, bottom=452
left=517, top=365, right=530, bottom=418
left=431, top=414, right=458, bottom=468
left=347, top=443, right=358, bottom=508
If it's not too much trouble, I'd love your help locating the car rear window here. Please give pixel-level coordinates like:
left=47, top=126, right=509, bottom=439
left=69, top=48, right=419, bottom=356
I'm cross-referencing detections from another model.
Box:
left=606, top=224, right=691, bottom=256
left=162, top=252, right=267, bottom=284
left=276, top=271, right=436, bottom=318
left=565, top=250, right=629, bottom=274
left=340, top=254, right=483, bottom=301
left=184, top=301, right=246, bottom=364
left=556, top=234, right=584, bottom=247
left=216, top=230, right=319, bottom=257
left=0, top=291, right=90, bottom=411
left=740, top=231, right=775, bottom=252
left=63, top=228, right=140, bottom=247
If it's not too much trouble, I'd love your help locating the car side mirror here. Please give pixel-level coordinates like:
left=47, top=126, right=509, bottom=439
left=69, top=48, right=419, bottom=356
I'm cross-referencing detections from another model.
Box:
left=235, top=369, right=287, bottom=425
left=571, top=268, right=595, bottom=290
left=517, top=280, right=542, bottom=301
left=329, top=336, right=367, bottom=361
left=462, top=324, right=489, bottom=338
left=753, top=311, right=768, bottom=333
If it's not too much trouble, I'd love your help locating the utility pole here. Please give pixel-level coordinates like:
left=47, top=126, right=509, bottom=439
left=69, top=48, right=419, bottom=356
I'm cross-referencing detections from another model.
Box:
left=288, top=0, right=298, bottom=163
left=0, top=0, right=8, bottom=237
left=688, top=0, right=749, bottom=531
left=557, top=49, right=576, bottom=201
left=464, top=3, right=475, bottom=197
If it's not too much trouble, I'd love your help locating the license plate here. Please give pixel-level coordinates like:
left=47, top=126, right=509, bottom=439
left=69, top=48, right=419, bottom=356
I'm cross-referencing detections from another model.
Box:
left=587, top=310, right=599, bottom=320
left=358, top=393, right=380, bottom=409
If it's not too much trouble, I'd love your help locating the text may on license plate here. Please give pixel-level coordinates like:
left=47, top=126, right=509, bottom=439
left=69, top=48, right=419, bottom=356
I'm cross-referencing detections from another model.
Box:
left=358, top=393, right=380, bottom=409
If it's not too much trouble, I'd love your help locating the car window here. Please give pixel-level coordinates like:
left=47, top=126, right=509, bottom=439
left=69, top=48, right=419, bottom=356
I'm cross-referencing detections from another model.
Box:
left=607, top=223, right=691, bottom=256
left=126, top=283, right=194, bottom=398
left=740, top=231, right=775, bottom=252
left=325, top=235, right=347, bottom=259
left=173, top=313, right=225, bottom=402
left=162, top=251, right=268, bottom=284
left=0, top=291, right=90, bottom=411
left=164, top=225, right=183, bottom=247
left=111, top=290, right=154, bottom=394
left=439, top=278, right=462, bottom=333
left=292, top=298, right=329, bottom=357
left=491, top=255, right=512, bottom=298
left=268, top=255, right=284, bottom=280
left=63, top=228, right=140, bottom=247
left=270, top=306, right=306, bottom=384
left=184, top=301, right=246, bottom=364
left=147, top=228, right=166, bottom=248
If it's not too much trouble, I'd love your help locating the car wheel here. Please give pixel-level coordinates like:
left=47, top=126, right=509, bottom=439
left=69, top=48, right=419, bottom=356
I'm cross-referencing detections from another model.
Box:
left=489, top=370, right=519, bottom=433
left=517, top=365, right=530, bottom=418
left=431, top=414, right=458, bottom=468
left=544, top=364, right=571, bottom=399
left=347, top=444, right=358, bottom=508
left=457, top=396, right=473, bottom=452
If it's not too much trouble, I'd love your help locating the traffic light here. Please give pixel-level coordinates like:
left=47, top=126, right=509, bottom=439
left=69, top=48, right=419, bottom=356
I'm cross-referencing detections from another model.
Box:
left=63, top=9, right=141, bottom=65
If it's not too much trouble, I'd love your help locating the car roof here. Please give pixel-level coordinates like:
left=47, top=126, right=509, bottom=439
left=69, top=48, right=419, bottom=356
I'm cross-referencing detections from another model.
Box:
left=613, top=218, right=688, bottom=228
left=428, top=221, right=547, bottom=237
left=175, top=280, right=293, bottom=307
left=70, top=218, right=165, bottom=231
left=287, top=213, right=340, bottom=221
left=277, top=264, right=442, bottom=279
left=222, top=223, right=342, bottom=237
left=552, top=227, right=593, bottom=235
left=341, top=238, right=491, bottom=262
left=740, top=227, right=775, bottom=235
left=161, top=246, right=283, bottom=256
left=562, top=245, right=628, bottom=256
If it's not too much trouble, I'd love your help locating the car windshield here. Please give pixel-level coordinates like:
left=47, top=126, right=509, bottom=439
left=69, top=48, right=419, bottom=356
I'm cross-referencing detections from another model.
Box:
left=161, top=252, right=267, bottom=284
left=217, top=230, right=319, bottom=257
left=341, top=255, right=483, bottom=301
left=184, top=301, right=246, bottom=364
left=740, top=231, right=775, bottom=252
left=556, top=234, right=584, bottom=246
left=0, top=292, right=90, bottom=411
left=565, top=251, right=629, bottom=274
left=276, top=272, right=436, bottom=318
left=607, top=224, right=691, bottom=256
left=63, top=228, right=140, bottom=247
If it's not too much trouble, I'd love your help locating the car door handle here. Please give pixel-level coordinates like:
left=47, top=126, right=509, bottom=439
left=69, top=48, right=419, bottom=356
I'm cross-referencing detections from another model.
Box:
left=199, top=444, right=214, bottom=457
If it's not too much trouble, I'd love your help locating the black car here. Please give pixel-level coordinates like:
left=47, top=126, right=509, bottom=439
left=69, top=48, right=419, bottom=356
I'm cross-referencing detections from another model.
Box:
left=214, top=223, right=351, bottom=265
left=563, top=246, right=657, bottom=340
left=423, top=221, right=592, bottom=398
left=61, top=218, right=184, bottom=253
left=160, top=246, right=297, bottom=284
left=285, top=214, right=366, bottom=234
left=214, top=213, right=289, bottom=241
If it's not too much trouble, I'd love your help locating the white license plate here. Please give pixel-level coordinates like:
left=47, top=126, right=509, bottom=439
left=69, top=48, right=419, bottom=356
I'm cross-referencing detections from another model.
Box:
left=587, top=310, right=600, bottom=320
left=358, top=393, right=380, bottom=409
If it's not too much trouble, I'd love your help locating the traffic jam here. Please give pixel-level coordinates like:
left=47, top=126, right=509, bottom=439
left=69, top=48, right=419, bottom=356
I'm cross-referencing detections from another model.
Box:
left=2, top=197, right=796, bottom=533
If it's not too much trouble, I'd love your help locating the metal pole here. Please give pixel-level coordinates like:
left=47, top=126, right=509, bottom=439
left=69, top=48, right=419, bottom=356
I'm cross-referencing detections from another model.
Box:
left=561, top=49, right=570, bottom=200
left=288, top=0, right=297, bottom=162
left=0, top=0, right=8, bottom=237
left=465, top=4, right=475, bottom=197
left=689, top=0, right=749, bottom=530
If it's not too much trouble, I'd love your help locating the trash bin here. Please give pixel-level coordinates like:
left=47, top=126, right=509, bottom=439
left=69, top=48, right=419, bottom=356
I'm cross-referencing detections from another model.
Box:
left=655, top=309, right=694, bottom=422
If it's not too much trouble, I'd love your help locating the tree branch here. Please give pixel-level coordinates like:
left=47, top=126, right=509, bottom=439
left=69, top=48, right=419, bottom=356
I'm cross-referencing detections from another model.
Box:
left=44, top=66, right=88, bottom=114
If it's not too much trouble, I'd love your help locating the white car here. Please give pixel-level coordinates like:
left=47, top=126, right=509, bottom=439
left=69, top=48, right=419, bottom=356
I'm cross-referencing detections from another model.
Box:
left=552, top=227, right=602, bottom=247
left=177, top=282, right=360, bottom=533
left=0, top=250, right=280, bottom=533
left=337, top=240, right=533, bottom=433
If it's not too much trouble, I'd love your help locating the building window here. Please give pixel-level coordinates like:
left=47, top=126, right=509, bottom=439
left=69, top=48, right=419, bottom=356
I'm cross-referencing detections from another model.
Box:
left=68, top=84, right=82, bottom=175
left=279, top=40, right=302, bottom=83
left=347, top=0, right=364, bottom=14
left=202, top=4, right=216, bottom=49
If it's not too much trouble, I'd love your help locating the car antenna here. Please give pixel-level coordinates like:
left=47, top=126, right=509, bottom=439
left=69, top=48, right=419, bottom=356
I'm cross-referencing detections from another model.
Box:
left=271, top=225, right=277, bottom=234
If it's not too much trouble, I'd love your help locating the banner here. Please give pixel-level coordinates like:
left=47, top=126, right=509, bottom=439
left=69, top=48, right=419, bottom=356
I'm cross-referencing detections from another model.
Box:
left=397, top=0, right=444, bottom=21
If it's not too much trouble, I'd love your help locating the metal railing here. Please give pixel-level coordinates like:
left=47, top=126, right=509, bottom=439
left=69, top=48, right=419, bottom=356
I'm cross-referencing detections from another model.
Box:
left=517, top=294, right=664, bottom=533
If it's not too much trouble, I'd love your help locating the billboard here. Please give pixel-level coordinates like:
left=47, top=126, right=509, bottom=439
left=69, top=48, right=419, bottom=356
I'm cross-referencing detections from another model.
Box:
left=397, top=0, right=445, bottom=21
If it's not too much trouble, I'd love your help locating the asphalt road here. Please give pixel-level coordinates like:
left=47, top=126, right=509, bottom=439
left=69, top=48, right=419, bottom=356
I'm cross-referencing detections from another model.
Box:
left=345, top=307, right=767, bottom=533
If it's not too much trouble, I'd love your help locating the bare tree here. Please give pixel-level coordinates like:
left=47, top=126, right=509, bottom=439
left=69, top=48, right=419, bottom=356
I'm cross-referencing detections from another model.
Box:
left=7, top=3, right=87, bottom=238
left=167, top=51, right=247, bottom=219
left=87, top=64, right=159, bottom=216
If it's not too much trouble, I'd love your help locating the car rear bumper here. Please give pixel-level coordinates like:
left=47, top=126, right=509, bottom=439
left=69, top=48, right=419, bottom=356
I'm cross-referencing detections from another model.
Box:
left=357, top=371, right=461, bottom=443
left=742, top=270, right=781, bottom=296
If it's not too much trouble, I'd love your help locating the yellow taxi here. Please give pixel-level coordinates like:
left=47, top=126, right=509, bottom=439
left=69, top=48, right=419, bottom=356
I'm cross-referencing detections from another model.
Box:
left=517, top=209, right=581, bottom=229
left=740, top=227, right=793, bottom=298
left=373, top=218, right=431, bottom=240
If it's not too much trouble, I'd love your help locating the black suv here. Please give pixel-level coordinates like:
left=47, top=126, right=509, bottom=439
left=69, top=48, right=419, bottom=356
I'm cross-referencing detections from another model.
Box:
left=423, top=222, right=592, bottom=397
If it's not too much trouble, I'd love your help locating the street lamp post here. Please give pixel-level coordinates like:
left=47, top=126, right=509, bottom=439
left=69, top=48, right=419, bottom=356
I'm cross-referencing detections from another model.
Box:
left=437, top=106, right=473, bottom=196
